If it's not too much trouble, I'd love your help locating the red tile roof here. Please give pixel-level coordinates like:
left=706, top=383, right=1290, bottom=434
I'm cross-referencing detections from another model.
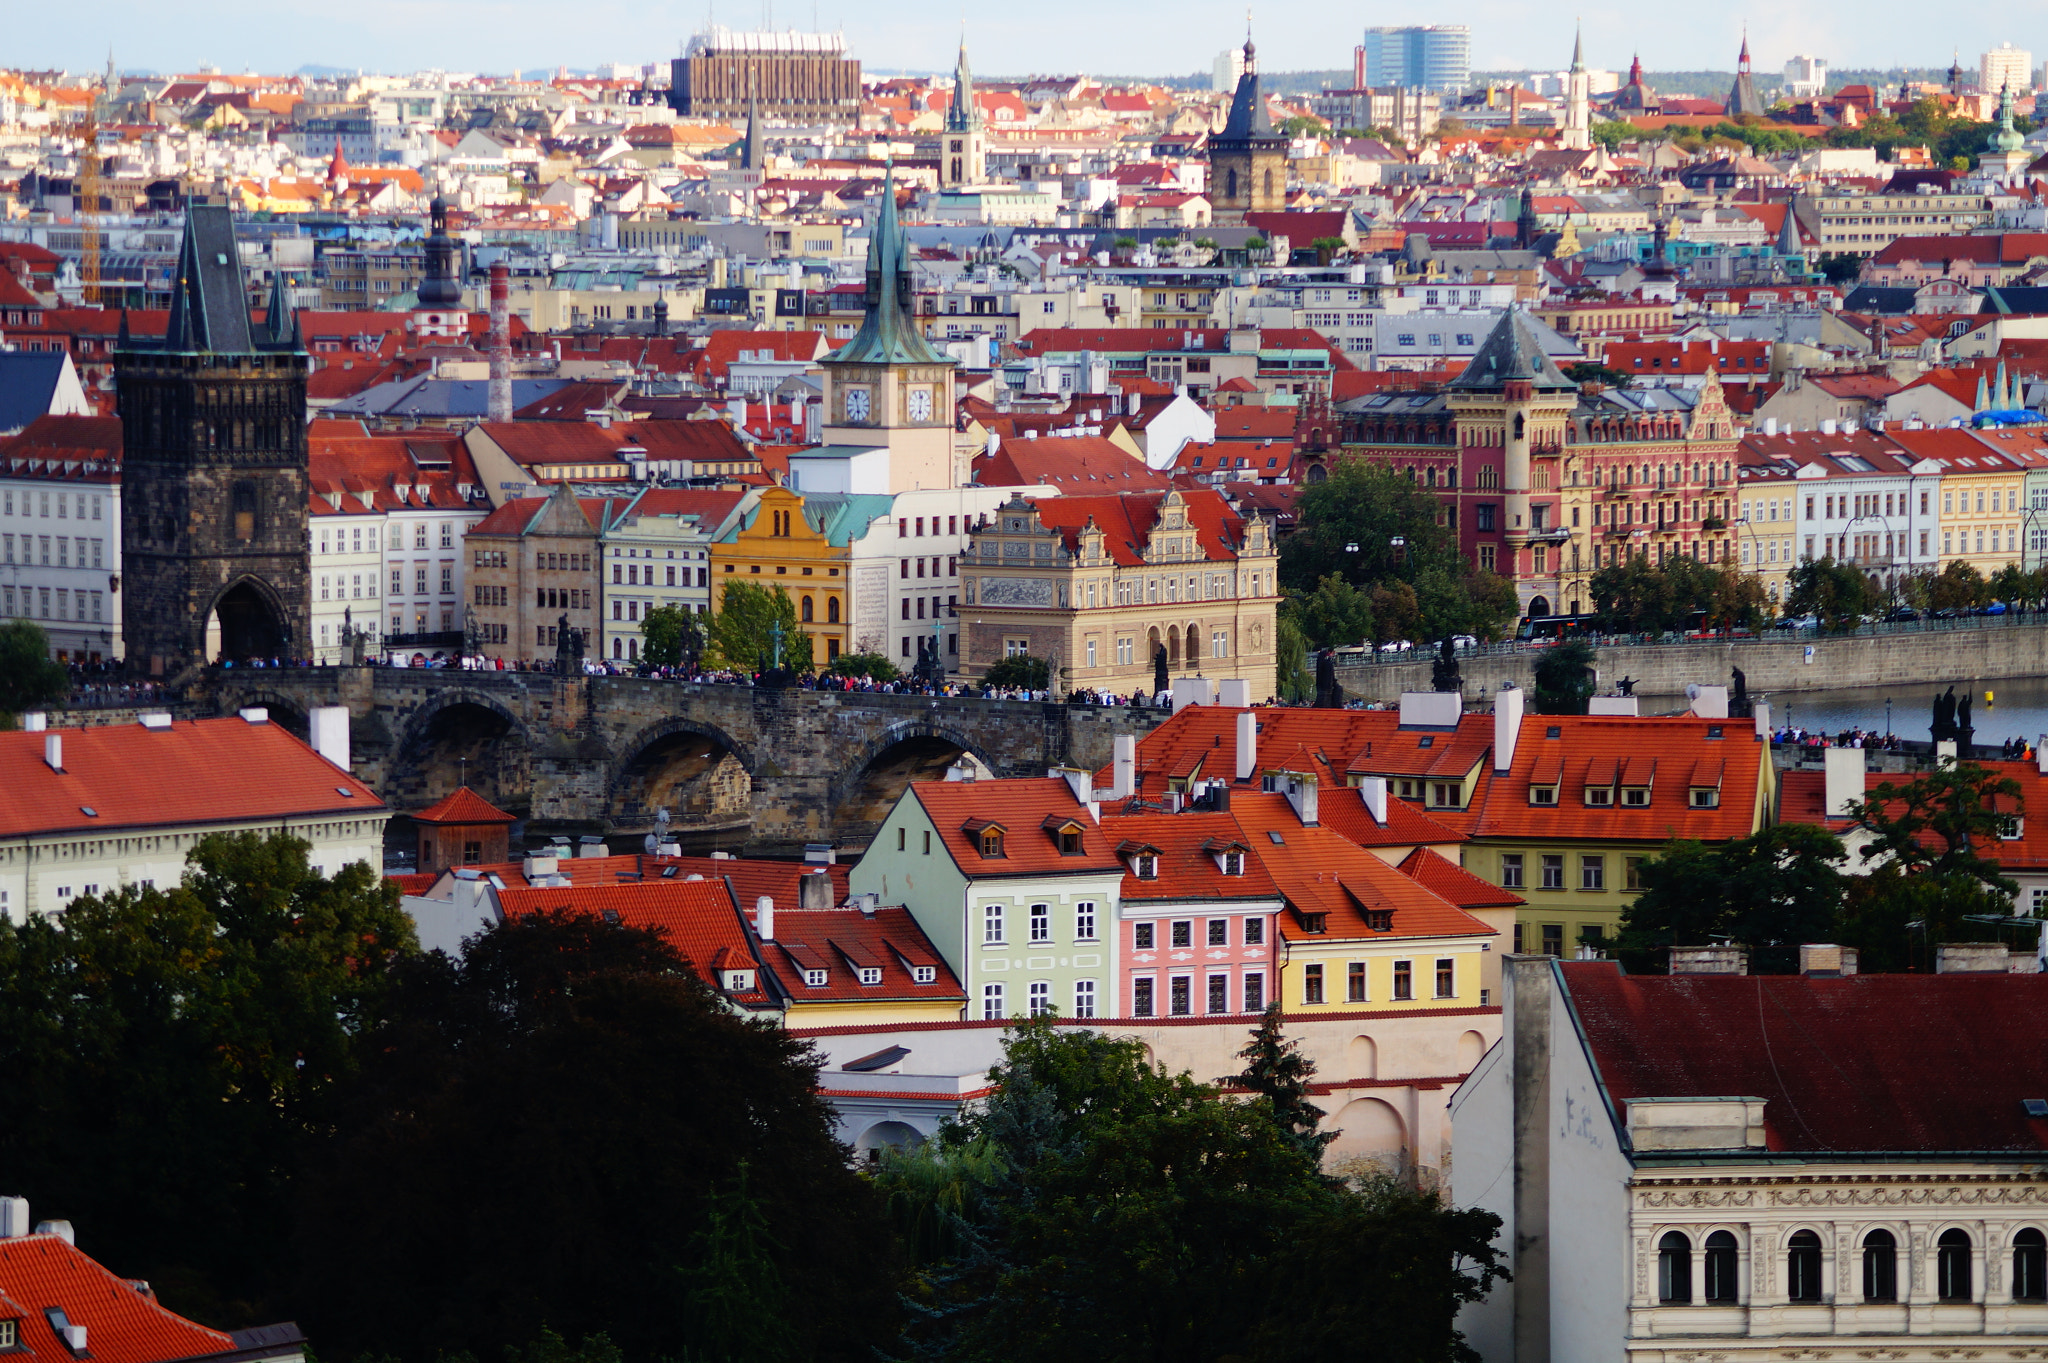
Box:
left=911, top=777, right=1122, bottom=877
left=1021, top=487, right=1248, bottom=568
left=1461, top=715, right=1764, bottom=842
left=1098, top=808, right=1281, bottom=902
left=1396, top=846, right=1524, bottom=909
left=1562, top=962, right=2048, bottom=1152
left=0, top=716, right=383, bottom=838
left=758, top=905, right=965, bottom=1004
left=411, top=785, right=516, bottom=825
left=972, top=435, right=1169, bottom=491
left=0, top=1232, right=239, bottom=1363
left=492, top=877, right=773, bottom=1006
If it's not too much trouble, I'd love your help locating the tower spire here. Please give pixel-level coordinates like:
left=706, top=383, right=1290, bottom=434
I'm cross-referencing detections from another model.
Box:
left=1571, top=21, right=1583, bottom=73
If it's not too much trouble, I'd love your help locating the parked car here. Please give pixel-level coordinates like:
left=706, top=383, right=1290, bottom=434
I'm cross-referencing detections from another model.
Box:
left=1378, top=639, right=1413, bottom=654
left=1773, top=614, right=1818, bottom=631
left=1983, top=601, right=2010, bottom=615
left=1450, top=634, right=1478, bottom=650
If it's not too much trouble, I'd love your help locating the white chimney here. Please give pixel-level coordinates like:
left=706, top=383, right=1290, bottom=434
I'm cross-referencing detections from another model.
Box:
left=1276, top=770, right=1318, bottom=826
left=754, top=895, right=775, bottom=942
left=1755, top=700, right=1772, bottom=742
left=1823, top=746, right=1862, bottom=818
left=309, top=705, right=352, bottom=771
left=1112, top=734, right=1136, bottom=800
left=0, top=1198, right=27, bottom=1238
left=2037, top=734, right=2048, bottom=775
left=238, top=707, right=270, bottom=724
left=34, top=1220, right=73, bottom=1245
left=21, top=712, right=46, bottom=732
left=43, top=733, right=61, bottom=772
left=1235, top=710, right=1257, bottom=781
left=1494, top=684, right=1524, bottom=773
left=1764, top=416, right=1778, bottom=436
left=1821, top=418, right=1838, bottom=436
left=1359, top=774, right=1388, bottom=824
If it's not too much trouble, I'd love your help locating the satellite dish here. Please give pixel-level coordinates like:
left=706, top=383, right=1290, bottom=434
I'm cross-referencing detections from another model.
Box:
left=1685, top=683, right=1702, bottom=700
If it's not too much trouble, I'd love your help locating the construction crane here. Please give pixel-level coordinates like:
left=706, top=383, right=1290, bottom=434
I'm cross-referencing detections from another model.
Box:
left=77, top=59, right=110, bottom=306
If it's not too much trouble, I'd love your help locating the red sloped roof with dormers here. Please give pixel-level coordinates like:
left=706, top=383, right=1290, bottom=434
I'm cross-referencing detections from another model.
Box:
left=1098, top=807, right=1281, bottom=904
left=490, top=877, right=773, bottom=1007
left=756, top=905, right=965, bottom=1005
left=1018, top=487, right=1248, bottom=567
left=0, top=1232, right=241, bottom=1363
left=910, top=777, right=1123, bottom=879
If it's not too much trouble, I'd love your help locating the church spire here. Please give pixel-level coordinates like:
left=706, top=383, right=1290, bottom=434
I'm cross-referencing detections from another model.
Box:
left=832, top=167, right=945, bottom=366
left=1571, top=22, right=1583, bottom=73
left=742, top=71, right=762, bottom=170
left=946, top=32, right=981, bottom=132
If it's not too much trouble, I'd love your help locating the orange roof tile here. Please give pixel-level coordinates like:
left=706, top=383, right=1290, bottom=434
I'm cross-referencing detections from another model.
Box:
left=411, top=786, right=516, bottom=825
left=759, top=905, right=965, bottom=1003
left=491, top=877, right=773, bottom=1006
left=911, top=777, right=1122, bottom=877
left=0, top=1233, right=239, bottom=1363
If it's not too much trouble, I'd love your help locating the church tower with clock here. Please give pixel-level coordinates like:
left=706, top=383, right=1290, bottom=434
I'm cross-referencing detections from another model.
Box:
left=819, top=168, right=957, bottom=491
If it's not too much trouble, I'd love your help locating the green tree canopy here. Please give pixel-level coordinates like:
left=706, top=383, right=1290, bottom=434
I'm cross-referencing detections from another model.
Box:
left=1285, top=573, right=1375, bottom=652
left=982, top=654, right=1050, bottom=689
left=1531, top=639, right=1596, bottom=714
left=1848, top=760, right=2021, bottom=890
left=1928, top=560, right=1990, bottom=612
left=638, top=603, right=703, bottom=668
left=709, top=581, right=812, bottom=673
left=827, top=650, right=900, bottom=682
left=1612, top=824, right=1850, bottom=969
left=0, top=619, right=67, bottom=714
left=1591, top=556, right=1769, bottom=634
left=1785, top=557, right=1877, bottom=633
left=1281, top=458, right=1456, bottom=591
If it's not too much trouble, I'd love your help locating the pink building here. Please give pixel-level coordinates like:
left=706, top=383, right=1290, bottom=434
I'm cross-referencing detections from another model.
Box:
left=1102, top=807, right=1284, bottom=1019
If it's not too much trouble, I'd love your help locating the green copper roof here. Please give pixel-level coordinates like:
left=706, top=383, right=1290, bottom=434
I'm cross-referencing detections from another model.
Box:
left=946, top=39, right=981, bottom=133
left=830, top=167, right=951, bottom=368
left=1449, top=309, right=1579, bottom=392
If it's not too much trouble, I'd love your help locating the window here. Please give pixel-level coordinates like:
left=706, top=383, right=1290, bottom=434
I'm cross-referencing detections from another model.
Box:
left=1171, top=920, right=1192, bottom=948
left=1134, top=978, right=1155, bottom=1016
left=1393, top=960, right=1413, bottom=1000
left=1501, top=853, right=1524, bottom=888
left=804, top=968, right=828, bottom=987
left=1684, top=1228, right=1734, bottom=1303
left=1541, top=854, right=1564, bottom=890
left=1135, top=853, right=1158, bottom=878
left=1862, top=1230, right=1898, bottom=1302
left=1074, top=979, right=1096, bottom=1018
left=2014, top=1229, right=2047, bottom=1301
left=1303, top=963, right=1325, bottom=1003
left=1075, top=902, right=1096, bottom=940
left=1938, top=1228, right=1973, bottom=1302
left=1658, top=1232, right=1693, bottom=1303
left=1530, top=785, right=1557, bottom=806
left=983, top=904, right=1005, bottom=944
left=1348, top=961, right=1367, bottom=1002
left=1435, top=958, right=1455, bottom=998
left=1625, top=857, right=1645, bottom=892
left=1786, top=1230, right=1822, bottom=1302
left=1581, top=855, right=1604, bottom=891
left=1243, top=973, right=1264, bottom=1011
left=0, top=1319, right=14, bottom=1348
left=1244, top=917, right=1263, bottom=945
left=1030, top=903, right=1050, bottom=942
left=1134, top=922, right=1155, bottom=949
left=980, top=828, right=1005, bottom=858
left=1028, top=981, right=1052, bottom=1017
left=1169, top=976, right=1192, bottom=1016
left=913, top=965, right=937, bottom=985
left=1208, top=974, right=1228, bottom=1013
left=1208, top=919, right=1228, bottom=946
left=982, top=983, right=1005, bottom=1020
left=1541, top=923, right=1564, bottom=956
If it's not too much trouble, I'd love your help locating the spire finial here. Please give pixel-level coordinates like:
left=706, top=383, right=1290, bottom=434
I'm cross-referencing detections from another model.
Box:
left=1571, top=19, right=1583, bottom=72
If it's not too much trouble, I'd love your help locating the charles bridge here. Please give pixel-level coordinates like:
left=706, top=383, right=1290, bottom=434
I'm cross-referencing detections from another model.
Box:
left=188, top=668, right=1167, bottom=853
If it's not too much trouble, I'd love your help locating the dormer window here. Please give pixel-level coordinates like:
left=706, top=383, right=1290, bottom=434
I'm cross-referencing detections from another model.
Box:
left=0, top=1319, right=16, bottom=1349
left=1223, top=851, right=1244, bottom=875
left=1690, top=788, right=1720, bottom=809
left=858, top=966, right=883, bottom=985
left=804, top=967, right=828, bottom=987
left=1298, top=911, right=1328, bottom=934
left=1363, top=909, right=1394, bottom=932
left=1530, top=785, right=1558, bottom=806
left=913, top=965, right=937, bottom=984
left=723, top=968, right=755, bottom=992
left=1586, top=786, right=1613, bottom=807
left=1623, top=787, right=1650, bottom=807
left=1135, top=854, right=1159, bottom=879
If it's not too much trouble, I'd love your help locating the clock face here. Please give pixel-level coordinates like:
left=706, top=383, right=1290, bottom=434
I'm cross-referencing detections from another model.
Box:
left=844, top=387, right=871, bottom=422
left=908, top=388, right=933, bottom=423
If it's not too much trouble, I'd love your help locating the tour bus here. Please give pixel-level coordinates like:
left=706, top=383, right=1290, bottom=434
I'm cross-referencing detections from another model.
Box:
left=1515, top=612, right=1599, bottom=642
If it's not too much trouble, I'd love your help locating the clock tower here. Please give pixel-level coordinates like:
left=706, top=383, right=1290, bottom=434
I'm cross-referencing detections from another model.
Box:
left=820, top=167, right=958, bottom=491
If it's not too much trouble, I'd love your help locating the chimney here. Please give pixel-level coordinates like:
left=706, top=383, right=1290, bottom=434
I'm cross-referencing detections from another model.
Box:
left=2036, top=733, right=2047, bottom=775
left=1494, top=683, right=1524, bottom=773
left=1235, top=710, right=1257, bottom=781
left=1359, top=774, right=1388, bottom=824
left=1276, top=770, right=1318, bottom=826
left=798, top=869, right=832, bottom=909
left=578, top=835, right=607, bottom=858
left=1754, top=699, right=1772, bottom=743
left=1763, top=416, right=1778, bottom=436
left=1798, top=943, right=1858, bottom=976
left=21, top=712, right=46, bottom=732
left=754, top=896, right=775, bottom=941
left=34, top=1220, right=74, bottom=1246
left=309, top=705, right=352, bottom=771
left=238, top=707, right=270, bottom=724
left=43, top=733, right=61, bottom=772
left=0, top=1198, right=27, bottom=1239
left=1669, top=945, right=1749, bottom=975
left=1936, top=942, right=2011, bottom=974
left=855, top=892, right=879, bottom=915
left=1823, top=746, right=1862, bottom=818
left=803, top=843, right=836, bottom=865
left=1112, top=734, right=1136, bottom=800
left=1053, top=765, right=1091, bottom=806
left=522, top=854, right=559, bottom=880
left=488, top=262, right=513, bottom=422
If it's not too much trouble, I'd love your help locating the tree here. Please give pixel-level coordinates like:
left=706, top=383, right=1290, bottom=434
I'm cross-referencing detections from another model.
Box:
left=0, top=620, right=66, bottom=714
left=982, top=654, right=1049, bottom=690
left=1283, top=114, right=1330, bottom=137
left=1531, top=639, right=1596, bottom=714
left=1928, top=559, right=1989, bottom=612
left=639, top=603, right=703, bottom=668
left=1230, top=1005, right=1336, bottom=1165
left=1563, top=360, right=1633, bottom=388
left=1612, top=825, right=1849, bottom=970
left=1369, top=579, right=1421, bottom=645
left=827, top=651, right=899, bottom=682
left=294, top=910, right=896, bottom=1363
left=1281, top=458, right=1455, bottom=593
left=1286, top=574, right=1374, bottom=652
left=1785, top=556, right=1876, bottom=632
left=1848, top=761, right=2021, bottom=890
left=0, top=831, right=415, bottom=1324
left=709, top=581, right=812, bottom=673
left=1310, top=235, right=1348, bottom=264
left=876, top=1020, right=1505, bottom=1363
left=1275, top=613, right=1311, bottom=703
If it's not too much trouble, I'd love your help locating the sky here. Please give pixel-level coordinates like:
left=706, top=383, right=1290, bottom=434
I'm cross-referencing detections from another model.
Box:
left=2, top=0, right=2034, bottom=81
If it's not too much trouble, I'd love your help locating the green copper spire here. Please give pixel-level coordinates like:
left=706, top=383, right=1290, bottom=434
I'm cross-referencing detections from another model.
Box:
left=832, top=167, right=948, bottom=367
left=1992, top=84, right=2025, bottom=154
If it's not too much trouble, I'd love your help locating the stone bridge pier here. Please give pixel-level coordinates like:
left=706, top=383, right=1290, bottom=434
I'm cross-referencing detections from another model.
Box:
left=198, top=669, right=1166, bottom=854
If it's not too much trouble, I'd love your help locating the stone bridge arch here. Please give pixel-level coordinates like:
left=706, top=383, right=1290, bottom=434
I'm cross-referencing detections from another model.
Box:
left=829, top=719, right=1004, bottom=847
left=607, top=716, right=759, bottom=847
left=222, top=688, right=311, bottom=741
left=387, top=688, right=534, bottom=817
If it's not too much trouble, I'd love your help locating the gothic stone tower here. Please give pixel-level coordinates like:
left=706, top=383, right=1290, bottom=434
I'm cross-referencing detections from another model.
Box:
left=117, top=205, right=310, bottom=674
left=1207, top=35, right=1288, bottom=223
left=940, top=39, right=985, bottom=189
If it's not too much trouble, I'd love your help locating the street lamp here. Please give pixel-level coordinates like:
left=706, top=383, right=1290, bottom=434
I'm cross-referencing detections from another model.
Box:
left=1886, top=696, right=1892, bottom=736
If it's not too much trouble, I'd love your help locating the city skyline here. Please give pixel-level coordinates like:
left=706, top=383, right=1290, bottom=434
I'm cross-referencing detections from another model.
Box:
left=3, top=1, right=2040, bottom=85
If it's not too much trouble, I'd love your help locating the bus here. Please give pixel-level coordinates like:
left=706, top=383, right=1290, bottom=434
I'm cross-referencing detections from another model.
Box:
left=1515, top=613, right=1600, bottom=642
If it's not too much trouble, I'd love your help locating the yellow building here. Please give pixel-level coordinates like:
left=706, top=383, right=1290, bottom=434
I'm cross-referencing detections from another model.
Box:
left=1889, top=427, right=2044, bottom=577
left=710, top=486, right=894, bottom=665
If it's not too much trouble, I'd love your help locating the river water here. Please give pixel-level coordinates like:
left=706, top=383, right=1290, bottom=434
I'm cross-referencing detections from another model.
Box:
left=1661, top=676, right=2048, bottom=748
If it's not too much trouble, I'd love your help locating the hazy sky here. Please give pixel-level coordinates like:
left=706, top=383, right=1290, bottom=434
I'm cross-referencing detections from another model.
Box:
left=4, top=0, right=2030, bottom=80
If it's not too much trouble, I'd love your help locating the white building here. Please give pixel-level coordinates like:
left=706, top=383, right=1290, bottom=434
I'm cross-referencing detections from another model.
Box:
left=1983, top=42, right=2034, bottom=94
left=596, top=487, right=742, bottom=662
left=1453, top=952, right=2048, bottom=1363
left=0, top=709, right=385, bottom=921
left=0, top=456, right=120, bottom=663
left=844, top=486, right=1053, bottom=669
left=1783, top=55, right=1828, bottom=100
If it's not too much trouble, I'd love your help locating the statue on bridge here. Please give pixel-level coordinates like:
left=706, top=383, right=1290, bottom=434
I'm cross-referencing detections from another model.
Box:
left=1314, top=649, right=1344, bottom=709
left=554, top=613, right=585, bottom=676
left=1614, top=675, right=1636, bottom=697
left=1932, top=686, right=1958, bottom=742
left=1431, top=636, right=1462, bottom=694
left=1731, top=665, right=1749, bottom=715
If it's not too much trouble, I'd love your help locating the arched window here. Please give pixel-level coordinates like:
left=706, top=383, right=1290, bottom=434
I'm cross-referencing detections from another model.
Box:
left=1226, top=168, right=1239, bottom=199
left=1513, top=413, right=1526, bottom=440
left=2014, top=1229, right=2047, bottom=1301
left=800, top=595, right=814, bottom=622
left=1867, top=1227, right=1892, bottom=1301
left=1786, top=1230, right=1823, bottom=1302
left=1704, top=1231, right=1738, bottom=1302
left=1262, top=168, right=1274, bottom=200
left=1658, top=1232, right=1692, bottom=1303
left=1938, top=1229, right=1973, bottom=1302
left=827, top=596, right=840, bottom=624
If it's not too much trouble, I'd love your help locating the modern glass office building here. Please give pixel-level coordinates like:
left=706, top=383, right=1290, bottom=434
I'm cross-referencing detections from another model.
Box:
left=1362, top=25, right=1471, bottom=92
